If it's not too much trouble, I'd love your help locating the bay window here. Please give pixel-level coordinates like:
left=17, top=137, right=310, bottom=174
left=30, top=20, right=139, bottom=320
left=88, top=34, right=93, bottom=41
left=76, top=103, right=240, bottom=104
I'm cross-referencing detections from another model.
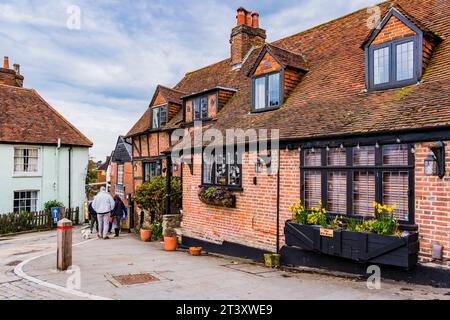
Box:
left=301, top=143, right=414, bottom=223
left=253, top=72, right=282, bottom=112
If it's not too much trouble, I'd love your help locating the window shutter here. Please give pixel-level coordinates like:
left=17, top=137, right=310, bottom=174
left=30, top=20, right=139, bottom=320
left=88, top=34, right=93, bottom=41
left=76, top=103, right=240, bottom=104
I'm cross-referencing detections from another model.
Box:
left=304, top=149, right=321, bottom=166
left=327, top=148, right=346, bottom=166
left=353, top=146, right=375, bottom=166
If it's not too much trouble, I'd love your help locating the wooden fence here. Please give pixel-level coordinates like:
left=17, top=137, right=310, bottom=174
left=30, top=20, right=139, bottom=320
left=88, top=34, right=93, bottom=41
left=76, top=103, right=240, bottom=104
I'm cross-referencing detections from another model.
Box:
left=0, top=207, right=80, bottom=235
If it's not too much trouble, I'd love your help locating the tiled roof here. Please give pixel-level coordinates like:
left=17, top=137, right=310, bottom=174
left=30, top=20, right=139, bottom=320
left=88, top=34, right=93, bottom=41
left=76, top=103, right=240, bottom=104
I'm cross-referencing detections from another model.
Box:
left=112, top=136, right=132, bottom=163
left=0, top=84, right=92, bottom=147
left=126, top=85, right=186, bottom=137
left=131, top=0, right=450, bottom=144
left=262, top=44, right=308, bottom=72
left=174, top=0, right=450, bottom=141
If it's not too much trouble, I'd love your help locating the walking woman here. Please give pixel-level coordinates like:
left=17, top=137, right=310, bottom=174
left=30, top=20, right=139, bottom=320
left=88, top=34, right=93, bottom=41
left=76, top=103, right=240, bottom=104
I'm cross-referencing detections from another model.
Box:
left=111, top=195, right=126, bottom=238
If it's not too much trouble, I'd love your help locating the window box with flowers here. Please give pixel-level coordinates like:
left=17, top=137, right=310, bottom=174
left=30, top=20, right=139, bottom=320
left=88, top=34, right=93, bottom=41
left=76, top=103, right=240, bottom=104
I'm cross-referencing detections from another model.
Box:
left=198, top=186, right=236, bottom=208
left=284, top=201, right=419, bottom=270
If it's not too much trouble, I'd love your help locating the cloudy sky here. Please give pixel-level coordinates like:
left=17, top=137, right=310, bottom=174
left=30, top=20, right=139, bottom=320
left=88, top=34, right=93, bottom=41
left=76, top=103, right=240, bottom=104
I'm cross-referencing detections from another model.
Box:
left=0, top=0, right=379, bottom=160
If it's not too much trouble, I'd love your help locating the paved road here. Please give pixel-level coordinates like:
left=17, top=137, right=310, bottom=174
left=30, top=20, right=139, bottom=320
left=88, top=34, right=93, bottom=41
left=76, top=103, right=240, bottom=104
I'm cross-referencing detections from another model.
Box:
left=1, top=228, right=449, bottom=300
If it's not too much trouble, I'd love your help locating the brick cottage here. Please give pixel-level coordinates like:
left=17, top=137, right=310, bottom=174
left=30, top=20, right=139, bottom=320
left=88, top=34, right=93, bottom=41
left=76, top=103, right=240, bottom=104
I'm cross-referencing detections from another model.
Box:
left=127, top=0, right=450, bottom=266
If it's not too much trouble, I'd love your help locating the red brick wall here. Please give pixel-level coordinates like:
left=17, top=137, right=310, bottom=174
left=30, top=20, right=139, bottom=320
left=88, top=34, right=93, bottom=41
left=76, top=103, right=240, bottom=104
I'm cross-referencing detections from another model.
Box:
left=414, top=141, right=450, bottom=262
left=372, top=16, right=416, bottom=45
left=182, top=149, right=300, bottom=252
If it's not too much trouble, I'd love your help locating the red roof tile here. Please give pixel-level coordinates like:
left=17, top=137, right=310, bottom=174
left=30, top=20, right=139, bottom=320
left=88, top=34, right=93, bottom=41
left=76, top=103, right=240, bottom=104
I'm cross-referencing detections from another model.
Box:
left=0, top=84, right=92, bottom=147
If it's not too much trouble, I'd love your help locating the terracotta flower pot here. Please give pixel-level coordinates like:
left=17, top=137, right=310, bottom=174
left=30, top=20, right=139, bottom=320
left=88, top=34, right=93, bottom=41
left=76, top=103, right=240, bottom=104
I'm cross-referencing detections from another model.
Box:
left=189, top=247, right=202, bottom=256
left=164, top=236, right=178, bottom=251
left=140, top=229, right=152, bottom=242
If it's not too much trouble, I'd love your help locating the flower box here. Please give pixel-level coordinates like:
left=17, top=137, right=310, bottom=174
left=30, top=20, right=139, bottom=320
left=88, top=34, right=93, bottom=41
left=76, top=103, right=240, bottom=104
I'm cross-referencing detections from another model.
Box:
left=284, top=220, right=419, bottom=270
left=198, top=187, right=236, bottom=208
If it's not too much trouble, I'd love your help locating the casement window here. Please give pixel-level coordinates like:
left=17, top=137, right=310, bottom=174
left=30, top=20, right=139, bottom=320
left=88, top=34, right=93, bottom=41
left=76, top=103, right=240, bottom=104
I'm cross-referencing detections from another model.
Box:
left=253, top=72, right=282, bottom=112
left=143, top=161, right=162, bottom=182
left=301, top=144, right=414, bottom=223
left=192, top=96, right=209, bottom=121
left=117, top=164, right=124, bottom=185
left=14, top=147, right=39, bottom=174
left=368, top=37, right=419, bottom=90
left=202, top=150, right=242, bottom=188
left=13, top=190, right=39, bottom=212
left=152, top=105, right=168, bottom=129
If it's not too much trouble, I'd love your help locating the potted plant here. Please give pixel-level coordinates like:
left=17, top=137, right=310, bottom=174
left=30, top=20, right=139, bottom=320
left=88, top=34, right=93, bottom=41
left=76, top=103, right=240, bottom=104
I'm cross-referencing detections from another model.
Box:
left=140, top=221, right=152, bottom=242
left=189, top=247, right=202, bottom=256
left=164, top=228, right=178, bottom=251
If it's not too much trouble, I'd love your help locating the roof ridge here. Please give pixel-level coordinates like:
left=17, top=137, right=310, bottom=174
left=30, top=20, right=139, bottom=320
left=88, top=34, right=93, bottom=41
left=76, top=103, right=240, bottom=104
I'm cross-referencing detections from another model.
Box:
left=31, top=89, right=93, bottom=146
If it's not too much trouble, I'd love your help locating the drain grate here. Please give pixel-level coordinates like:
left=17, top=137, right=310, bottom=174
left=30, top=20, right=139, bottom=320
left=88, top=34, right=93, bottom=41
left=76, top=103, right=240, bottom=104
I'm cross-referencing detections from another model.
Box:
left=6, top=260, right=22, bottom=266
left=112, top=273, right=159, bottom=286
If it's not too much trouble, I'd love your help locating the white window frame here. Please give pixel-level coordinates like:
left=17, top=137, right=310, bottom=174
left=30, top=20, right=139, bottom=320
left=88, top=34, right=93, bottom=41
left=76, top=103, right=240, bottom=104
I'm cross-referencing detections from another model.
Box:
left=12, top=146, right=42, bottom=177
left=13, top=190, right=40, bottom=213
left=117, top=164, right=124, bottom=185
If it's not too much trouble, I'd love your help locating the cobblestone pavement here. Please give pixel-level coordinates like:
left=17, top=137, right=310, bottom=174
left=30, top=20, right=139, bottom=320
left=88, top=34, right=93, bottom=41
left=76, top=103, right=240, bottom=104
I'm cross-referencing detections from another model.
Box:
left=1, top=228, right=450, bottom=300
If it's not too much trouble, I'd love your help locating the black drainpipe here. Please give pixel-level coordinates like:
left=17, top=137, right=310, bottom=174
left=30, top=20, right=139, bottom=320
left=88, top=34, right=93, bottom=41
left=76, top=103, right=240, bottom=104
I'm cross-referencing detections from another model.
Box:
left=276, top=149, right=281, bottom=254
left=68, top=147, right=72, bottom=210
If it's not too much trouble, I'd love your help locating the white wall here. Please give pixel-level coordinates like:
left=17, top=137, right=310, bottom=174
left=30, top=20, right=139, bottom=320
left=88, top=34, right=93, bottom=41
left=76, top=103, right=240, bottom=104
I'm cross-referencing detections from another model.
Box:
left=0, top=144, right=89, bottom=214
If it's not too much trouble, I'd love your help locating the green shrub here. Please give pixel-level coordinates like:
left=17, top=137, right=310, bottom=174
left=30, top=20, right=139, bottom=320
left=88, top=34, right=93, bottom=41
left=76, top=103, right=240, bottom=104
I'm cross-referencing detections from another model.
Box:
left=43, top=200, right=64, bottom=213
left=151, top=222, right=163, bottom=240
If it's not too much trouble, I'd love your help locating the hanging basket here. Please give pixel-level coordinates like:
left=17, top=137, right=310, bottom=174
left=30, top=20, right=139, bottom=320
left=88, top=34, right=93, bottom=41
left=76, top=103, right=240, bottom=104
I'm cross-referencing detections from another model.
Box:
left=198, top=187, right=236, bottom=208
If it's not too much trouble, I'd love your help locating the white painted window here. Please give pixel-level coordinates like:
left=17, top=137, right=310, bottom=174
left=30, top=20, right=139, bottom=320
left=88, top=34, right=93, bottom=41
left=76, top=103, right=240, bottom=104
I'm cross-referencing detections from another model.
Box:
left=14, top=147, right=39, bottom=174
left=13, top=190, right=39, bottom=212
left=117, top=164, right=124, bottom=185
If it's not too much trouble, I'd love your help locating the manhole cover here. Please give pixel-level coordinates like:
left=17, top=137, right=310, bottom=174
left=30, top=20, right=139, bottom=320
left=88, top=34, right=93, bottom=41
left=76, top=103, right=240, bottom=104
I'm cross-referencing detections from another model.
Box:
left=6, top=260, right=22, bottom=266
left=112, top=273, right=159, bottom=286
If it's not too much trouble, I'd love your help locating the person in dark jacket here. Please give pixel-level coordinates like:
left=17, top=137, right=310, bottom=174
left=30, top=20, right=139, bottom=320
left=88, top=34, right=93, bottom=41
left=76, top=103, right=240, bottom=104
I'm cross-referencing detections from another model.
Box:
left=111, top=195, right=126, bottom=237
left=88, top=201, right=98, bottom=234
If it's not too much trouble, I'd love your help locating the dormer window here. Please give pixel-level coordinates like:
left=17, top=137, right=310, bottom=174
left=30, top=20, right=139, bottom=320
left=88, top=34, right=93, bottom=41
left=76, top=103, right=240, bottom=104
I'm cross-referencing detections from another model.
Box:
left=193, top=96, right=209, bottom=121
left=253, top=72, right=281, bottom=111
left=368, top=37, right=418, bottom=90
left=362, top=7, right=440, bottom=92
left=152, top=105, right=168, bottom=129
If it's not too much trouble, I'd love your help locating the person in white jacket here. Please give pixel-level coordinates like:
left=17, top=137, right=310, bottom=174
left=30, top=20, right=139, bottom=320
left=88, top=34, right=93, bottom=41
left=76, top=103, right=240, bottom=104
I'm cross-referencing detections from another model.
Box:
left=92, top=186, right=115, bottom=239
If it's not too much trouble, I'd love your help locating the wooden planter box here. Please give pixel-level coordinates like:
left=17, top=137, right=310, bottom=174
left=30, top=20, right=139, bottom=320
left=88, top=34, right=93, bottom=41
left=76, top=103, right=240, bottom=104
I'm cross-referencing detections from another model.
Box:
left=284, top=221, right=419, bottom=270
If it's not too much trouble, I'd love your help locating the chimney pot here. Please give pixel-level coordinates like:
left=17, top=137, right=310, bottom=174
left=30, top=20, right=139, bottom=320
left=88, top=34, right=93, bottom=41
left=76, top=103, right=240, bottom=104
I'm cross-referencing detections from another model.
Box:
left=246, top=11, right=253, bottom=27
left=13, top=64, right=20, bottom=75
left=3, top=56, right=9, bottom=69
left=252, top=12, right=260, bottom=28
left=236, top=7, right=246, bottom=26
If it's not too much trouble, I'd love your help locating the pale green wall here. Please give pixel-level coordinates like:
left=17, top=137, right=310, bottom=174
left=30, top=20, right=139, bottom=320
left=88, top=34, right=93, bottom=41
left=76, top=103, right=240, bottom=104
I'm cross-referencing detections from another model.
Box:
left=0, top=144, right=89, bottom=215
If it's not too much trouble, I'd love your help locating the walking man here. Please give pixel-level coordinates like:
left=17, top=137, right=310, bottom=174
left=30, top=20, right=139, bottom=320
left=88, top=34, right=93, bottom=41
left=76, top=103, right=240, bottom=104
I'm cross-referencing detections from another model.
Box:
left=92, top=186, right=115, bottom=239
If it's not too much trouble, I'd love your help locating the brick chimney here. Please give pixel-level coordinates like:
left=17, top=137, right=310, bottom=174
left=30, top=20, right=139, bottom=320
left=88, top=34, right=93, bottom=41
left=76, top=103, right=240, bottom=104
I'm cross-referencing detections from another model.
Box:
left=0, top=56, right=24, bottom=87
left=230, top=8, right=266, bottom=68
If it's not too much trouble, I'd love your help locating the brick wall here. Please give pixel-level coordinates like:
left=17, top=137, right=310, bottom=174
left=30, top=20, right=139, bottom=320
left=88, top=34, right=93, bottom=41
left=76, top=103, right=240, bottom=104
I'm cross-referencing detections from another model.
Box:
left=414, top=141, right=450, bottom=262
left=372, top=16, right=416, bottom=45
left=182, top=149, right=300, bottom=252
